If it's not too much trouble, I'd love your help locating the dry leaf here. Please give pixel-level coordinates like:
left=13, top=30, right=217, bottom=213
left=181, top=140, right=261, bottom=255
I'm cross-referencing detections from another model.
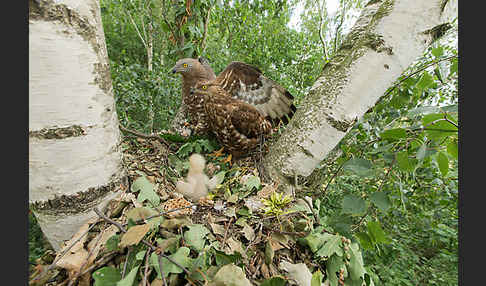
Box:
left=225, top=237, right=247, bottom=259
left=244, top=196, right=265, bottom=212
left=56, top=220, right=96, bottom=278
left=257, top=181, right=279, bottom=198
left=241, top=223, right=255, bottom=242
left=279, top=261, right=312, bottom=286
left=270, top=232, right=290, bottom=251
left=151, top=278, right=163, bottom=286
left=260, top=262, right=271, bottom=279
left=119, top=223, right=151, bottom=248
left=209, top=222, right=226, bottom=236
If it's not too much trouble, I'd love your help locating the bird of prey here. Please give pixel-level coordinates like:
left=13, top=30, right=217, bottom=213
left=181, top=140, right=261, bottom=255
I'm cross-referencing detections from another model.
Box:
left=189, top=81, right=273, bottom=159
left=171, top=58, right=296, bottom=136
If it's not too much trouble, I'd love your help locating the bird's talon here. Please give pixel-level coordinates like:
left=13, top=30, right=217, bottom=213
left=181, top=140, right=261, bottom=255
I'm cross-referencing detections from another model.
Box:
left=209, top=147, right=225, bottom=157
left=222, top=154, right=232, bottom=165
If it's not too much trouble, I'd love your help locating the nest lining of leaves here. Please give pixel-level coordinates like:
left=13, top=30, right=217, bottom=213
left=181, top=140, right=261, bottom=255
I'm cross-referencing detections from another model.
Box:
left=29, top=133, right=371, bottom=286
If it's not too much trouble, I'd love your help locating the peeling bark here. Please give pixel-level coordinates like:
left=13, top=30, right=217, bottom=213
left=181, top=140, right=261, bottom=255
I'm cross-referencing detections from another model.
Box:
left=29, top=0, right=126, bottom=250
left=262, top=0, right=457, bottom=192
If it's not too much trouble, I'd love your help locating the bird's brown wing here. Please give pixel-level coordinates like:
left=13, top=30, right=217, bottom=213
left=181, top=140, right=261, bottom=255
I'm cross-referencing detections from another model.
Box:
left=204, top=91, right=271, bottom=154
left=228, top=101, right=272, bottom=140
left=214, top=62, right=296, bottom=124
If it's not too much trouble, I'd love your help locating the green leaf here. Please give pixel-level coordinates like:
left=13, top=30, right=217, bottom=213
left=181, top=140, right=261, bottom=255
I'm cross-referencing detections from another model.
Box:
left=265, top=239, right=274, bottom=264
left=342, top=159, right=374, bottom=177
left=440, top=104, right=458, bottom=113
left=311, top=270, right=324, bottom=286
left=105, top=235, right=120, bottom=252
left=151, top=247, right=193, bottom=278
left=396, top=151, right=414, bottom=172
left=341, top=194, right=367, bottom=216
left=447, top=141, right=458, bottom=159
left=422, top=113, right=458, bottom=141
left=300, top=232, right=333, bottom=253
left=369, top=192, right=391, bottom=213
left=244, top=175, right=261, bottom=191
left=450, top=57, right=458, bottom=75
left=415, top=71, right=434, bottom=91
left=326, top=254, right=344, bottom=286
left=380, top=128, right=407, bottom=140
left=116, top=265, right=139, bottom=286
left=131, top=175, right=160, bottom=206
left=355, top=232, right=374, bottom=250
left=437, top=151, right=449, bottom=177
left=366, top=221, right=391, bottom=244
left=316, top=234, right=342, bottom=258
left=93, top=267, right=121, bottom=286
left=135, top=250, right=146, bottom=261
left=176, top=142, right=193, bottom=157
left=347, top=243, right=366, bottom=281
left=408, top=106, right=441, bottom=117
left=214, top=249, right=242, bottom=266
left=260, top=277, right=287, bottom=286
left=213, top=264, right=252, bottom=286
left=184, top=224, right=209, bottom=252
left=416, top=144, right=427, bottom=161
left=211, top=170, right=227, bottom=187
left=431, top=46, right=444, bottom=58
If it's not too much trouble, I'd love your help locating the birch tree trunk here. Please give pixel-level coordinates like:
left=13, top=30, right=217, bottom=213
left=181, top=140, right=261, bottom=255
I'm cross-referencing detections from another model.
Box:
left=29, top=0, right=126, bottom=251
left=262, top=0, right=457, bottom=191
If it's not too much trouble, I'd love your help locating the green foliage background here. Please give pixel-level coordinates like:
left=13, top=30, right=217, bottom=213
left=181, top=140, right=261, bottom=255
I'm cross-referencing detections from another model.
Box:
left=29, top=0, right=458, bottom=285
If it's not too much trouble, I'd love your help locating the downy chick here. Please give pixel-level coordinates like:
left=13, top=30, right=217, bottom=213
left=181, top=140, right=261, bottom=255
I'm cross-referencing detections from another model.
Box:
left=176, top=154, right=218, bottom=202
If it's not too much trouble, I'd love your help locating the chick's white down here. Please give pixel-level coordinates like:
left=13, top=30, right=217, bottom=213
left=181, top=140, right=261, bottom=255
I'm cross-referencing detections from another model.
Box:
left=176, top=154, right=218, bottom=201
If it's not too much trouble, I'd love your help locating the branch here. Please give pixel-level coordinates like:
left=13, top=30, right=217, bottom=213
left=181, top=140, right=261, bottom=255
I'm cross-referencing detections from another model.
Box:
left=126, top=9, right=147, bottom=48
left=315, top=0, right=329, bottom=61
left=119, top=125, right=172, bottom=148
left=200, top=6, right=212, bottom=54
left=333, top=0, right=346, bottom=53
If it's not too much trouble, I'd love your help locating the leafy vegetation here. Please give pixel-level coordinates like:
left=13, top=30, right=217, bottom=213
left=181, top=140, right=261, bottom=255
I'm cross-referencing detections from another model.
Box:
left=29, top=0, right=458, bottom=285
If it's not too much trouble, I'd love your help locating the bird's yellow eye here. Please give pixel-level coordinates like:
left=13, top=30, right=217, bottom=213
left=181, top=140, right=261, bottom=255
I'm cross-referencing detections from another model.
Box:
left=183, top=63, right=188, bottom=68
left=202, top=85, right=207, bottom=90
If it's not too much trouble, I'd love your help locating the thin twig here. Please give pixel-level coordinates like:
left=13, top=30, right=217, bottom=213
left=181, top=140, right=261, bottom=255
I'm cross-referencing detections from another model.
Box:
left=122, top=247, right=131, bottom=278
left=302, top=196, right=320, bottom=225
left=126, top=9, right=147, bottom=47
left=200, top=6, right=212, bottom=53
left=142, top=249, right=151, bottom=286
left=119, top=125, right=172, bottom=147
left=222, top=217, right=234, bottom=246
left=68, top=225, right=106, bottom=286
left=315, top=0, right=329, bottom=61
left=158, top=254, right=168, bottom=286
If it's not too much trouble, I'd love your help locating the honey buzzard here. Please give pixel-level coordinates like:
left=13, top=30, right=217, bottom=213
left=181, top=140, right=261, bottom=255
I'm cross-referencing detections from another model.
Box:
left=190, top=81, right=273, bottom=158
left=171, top=58, right=296, bottom=135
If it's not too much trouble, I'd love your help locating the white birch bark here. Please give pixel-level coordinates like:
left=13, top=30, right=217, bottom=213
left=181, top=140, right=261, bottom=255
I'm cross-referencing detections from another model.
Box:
left=29, top=0, right=126, bottom=250
left=263, top=0, right=457, bottom=189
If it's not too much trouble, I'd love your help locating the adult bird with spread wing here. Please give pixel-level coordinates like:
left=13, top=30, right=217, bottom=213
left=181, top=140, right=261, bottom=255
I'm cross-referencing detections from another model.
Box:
left=171, top=58, right=296, bottom=136
left=190, top=81, right=273, bottom=159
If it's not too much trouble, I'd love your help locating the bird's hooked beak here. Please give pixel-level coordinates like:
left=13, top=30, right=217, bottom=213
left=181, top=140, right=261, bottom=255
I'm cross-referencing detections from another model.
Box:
left=170, top=65, right=177, bottom=74
left=190, top=87, right=195, bottom=95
